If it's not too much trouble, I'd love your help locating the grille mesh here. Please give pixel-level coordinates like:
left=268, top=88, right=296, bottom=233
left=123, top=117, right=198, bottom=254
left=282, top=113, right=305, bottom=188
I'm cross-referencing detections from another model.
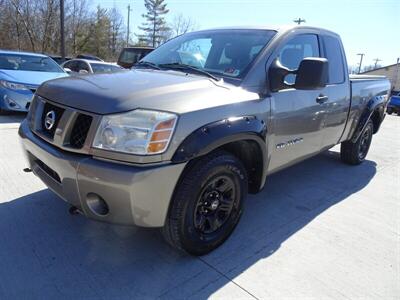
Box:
left=35, top=159, right=61, bottom=183
left=69, top=114, right=93, bottom=149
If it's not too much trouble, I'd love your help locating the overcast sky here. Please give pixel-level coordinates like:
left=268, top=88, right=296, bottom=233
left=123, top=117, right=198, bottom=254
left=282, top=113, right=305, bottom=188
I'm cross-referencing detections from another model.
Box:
left=93, top=0, right=399, bottom=67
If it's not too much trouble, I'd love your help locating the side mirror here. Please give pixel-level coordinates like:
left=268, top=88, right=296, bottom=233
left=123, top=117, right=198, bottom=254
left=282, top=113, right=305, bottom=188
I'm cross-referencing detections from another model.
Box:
left=295, top=57, right=328, bottom=90
left=63, top=67, right=72, bottom=74
left=79, top=69, right=89, bottom=75
left=268, top=58, right=291, bottom=92
left=268, top=57, right=328, bottom=92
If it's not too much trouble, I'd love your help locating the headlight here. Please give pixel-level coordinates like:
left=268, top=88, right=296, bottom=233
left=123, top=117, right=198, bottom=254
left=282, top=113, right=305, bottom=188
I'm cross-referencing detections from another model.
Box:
left=0, top=80, right=28, bottom=91
left=93, top=109, right=178, bottom=155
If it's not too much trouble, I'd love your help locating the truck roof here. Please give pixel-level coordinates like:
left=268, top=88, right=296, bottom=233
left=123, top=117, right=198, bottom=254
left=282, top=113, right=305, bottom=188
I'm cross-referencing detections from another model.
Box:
left=196, top=25, right=340, bottom=36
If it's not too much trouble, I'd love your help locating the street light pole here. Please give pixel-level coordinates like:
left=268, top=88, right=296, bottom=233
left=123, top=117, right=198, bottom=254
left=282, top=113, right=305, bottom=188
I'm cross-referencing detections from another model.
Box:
left=357, top=53, right=365, bottom=74
left=60, top=0, right=65, bottom=59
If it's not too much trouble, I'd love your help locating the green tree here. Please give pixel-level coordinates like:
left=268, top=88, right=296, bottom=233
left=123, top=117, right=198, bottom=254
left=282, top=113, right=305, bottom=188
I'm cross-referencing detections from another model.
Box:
left=137, top=0, right=170, bottom=47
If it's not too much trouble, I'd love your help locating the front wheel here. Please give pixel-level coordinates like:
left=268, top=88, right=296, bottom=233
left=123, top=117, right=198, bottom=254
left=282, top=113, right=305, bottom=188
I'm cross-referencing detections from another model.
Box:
left=162, top=151, right=248, bottom=256
left=340, top=120, right=374, bottom=165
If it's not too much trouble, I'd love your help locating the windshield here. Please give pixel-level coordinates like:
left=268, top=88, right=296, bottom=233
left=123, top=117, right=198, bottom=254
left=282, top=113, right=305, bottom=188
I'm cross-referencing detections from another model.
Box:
left=141, top=29, right=276, bottom=79
left=0, top=54, right=64, bottom=73
left=90, top=63, right=122, bottom=73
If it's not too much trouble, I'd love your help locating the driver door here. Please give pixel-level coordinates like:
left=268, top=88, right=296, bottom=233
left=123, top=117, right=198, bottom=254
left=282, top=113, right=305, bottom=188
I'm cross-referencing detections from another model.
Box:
left=268, top=34, right=326, bottom=172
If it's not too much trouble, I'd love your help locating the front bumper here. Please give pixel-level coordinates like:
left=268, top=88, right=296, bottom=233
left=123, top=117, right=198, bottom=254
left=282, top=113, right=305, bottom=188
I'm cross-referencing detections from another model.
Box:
left=1, top=89, right=34, bottom=112
left=19, top=120, right=186, bottom=227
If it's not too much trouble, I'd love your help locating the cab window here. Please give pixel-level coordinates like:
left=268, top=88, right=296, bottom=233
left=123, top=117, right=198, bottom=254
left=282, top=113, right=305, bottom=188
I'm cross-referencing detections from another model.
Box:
left=322, top=35, right=345, bottom=84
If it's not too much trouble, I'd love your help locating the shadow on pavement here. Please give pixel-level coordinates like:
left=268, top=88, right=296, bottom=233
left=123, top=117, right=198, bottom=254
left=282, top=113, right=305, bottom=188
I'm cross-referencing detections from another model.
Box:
left=0, top=150, right=376, bottom=299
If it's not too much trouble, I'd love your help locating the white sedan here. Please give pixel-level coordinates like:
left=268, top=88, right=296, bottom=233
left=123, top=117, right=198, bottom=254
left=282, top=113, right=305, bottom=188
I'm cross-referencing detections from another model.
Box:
left=61, top=59, right=123, bottom=75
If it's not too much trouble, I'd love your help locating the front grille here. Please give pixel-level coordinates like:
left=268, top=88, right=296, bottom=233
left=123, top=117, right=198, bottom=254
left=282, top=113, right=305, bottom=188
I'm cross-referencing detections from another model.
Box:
left=35, top=159, right=61, bottom=183
left=31, top=96, right=96, bottom=154
left=40, top=102, right=65, bottom=139
left=69, top=114, right=93, bottom=149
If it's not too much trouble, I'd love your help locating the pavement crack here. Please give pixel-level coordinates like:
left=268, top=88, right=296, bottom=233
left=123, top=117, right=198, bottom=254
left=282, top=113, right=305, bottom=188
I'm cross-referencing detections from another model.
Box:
left=197, top=256, right=259, bottom=300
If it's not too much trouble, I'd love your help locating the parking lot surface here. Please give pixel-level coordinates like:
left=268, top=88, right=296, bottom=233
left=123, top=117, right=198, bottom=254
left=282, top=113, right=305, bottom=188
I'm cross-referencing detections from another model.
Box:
left=0, top=114, right=399, bottom=299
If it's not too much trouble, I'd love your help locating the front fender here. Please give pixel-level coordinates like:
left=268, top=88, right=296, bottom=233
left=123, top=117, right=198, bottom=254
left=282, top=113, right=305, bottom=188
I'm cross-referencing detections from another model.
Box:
left=171, top=116, right=267, bottom=163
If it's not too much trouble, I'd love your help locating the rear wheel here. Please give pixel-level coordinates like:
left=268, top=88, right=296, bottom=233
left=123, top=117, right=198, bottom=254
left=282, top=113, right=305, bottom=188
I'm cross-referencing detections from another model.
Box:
left=386, top=108, right=393, bottom=114
left=162, top=151, right=247, bottom=256
left=340, top=120, right=373, bottom=165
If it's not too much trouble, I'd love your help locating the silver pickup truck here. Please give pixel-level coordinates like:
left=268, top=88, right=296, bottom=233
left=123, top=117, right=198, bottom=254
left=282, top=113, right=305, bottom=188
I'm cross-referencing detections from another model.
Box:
left=19, top=26, right=390, bottom=255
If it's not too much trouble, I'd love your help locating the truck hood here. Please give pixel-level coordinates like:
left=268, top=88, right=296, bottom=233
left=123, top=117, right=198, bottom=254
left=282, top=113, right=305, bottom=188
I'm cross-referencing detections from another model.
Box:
left=0, top=69, right=68, bottom=86
left=36, top=69, right=258, bottom=114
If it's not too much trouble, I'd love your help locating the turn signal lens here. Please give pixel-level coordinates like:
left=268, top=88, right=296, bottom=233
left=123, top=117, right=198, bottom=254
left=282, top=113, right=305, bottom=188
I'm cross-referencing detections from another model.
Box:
left=150, top=130, right=171, bottom=141
left=148, top=141, right=168, bottom=153
left=155, top=118, right=175, bottom=130
left=147, top=118, right=176, bottom=154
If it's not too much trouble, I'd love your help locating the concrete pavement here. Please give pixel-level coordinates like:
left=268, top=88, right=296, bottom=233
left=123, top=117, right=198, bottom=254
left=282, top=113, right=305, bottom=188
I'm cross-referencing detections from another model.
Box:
left=0, top=113, right=398, bottom=299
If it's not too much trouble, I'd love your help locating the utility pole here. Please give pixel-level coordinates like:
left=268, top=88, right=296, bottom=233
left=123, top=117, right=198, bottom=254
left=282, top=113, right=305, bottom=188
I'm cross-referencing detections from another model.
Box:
left=373, top=58, right=381, bottom=69
left=293, top=18, right=306, bottom=25
left=60, top=0, right=65, bottom=59
left=357, top=53, right=365, bottom=74
left=126, top=4, right=132, bottom=46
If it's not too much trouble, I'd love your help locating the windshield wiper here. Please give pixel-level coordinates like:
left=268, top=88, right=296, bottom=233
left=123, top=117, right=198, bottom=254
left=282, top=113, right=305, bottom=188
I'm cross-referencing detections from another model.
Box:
left=134, top=61, right=161, bottom=70
left=158, top=63, right=221, bottom=81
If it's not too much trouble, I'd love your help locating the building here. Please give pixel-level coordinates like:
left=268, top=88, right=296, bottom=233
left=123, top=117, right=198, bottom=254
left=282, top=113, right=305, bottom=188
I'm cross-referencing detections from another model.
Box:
left=361, top=59, right=400, bottom=93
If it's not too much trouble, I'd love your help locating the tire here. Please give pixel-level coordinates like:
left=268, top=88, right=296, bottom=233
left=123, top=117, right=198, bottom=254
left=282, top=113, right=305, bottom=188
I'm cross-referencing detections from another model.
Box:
left=162, top=150, right=248, bottom=256
left=386, top=108, right=393, bottom=115
left=340, top=120, right=374, bottom=165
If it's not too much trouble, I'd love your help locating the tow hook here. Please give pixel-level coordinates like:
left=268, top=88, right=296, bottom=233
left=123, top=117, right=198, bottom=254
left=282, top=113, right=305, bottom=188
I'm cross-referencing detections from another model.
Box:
left=69, top=206, right=83, bottom=215
left=23, top=168, right=32, bottom=173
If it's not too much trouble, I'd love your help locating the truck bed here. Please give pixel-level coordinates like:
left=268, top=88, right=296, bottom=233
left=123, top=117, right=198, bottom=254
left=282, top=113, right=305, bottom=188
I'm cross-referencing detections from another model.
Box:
left=340, top=74, right=391, bottom=142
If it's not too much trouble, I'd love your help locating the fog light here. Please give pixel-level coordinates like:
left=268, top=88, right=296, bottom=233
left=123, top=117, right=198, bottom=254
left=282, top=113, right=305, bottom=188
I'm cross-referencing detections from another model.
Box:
left=86, top=193, right=109, bottom=216
left=4, top=95, right=21, bottom=109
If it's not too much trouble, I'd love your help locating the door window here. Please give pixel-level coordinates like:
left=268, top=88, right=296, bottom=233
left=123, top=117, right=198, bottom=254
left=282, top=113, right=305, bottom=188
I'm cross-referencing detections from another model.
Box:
left=77, top=61, right=90, bottom=72
left=278, top=34, right=320, bottom=84
left=64, top=60, right=78, bottom=72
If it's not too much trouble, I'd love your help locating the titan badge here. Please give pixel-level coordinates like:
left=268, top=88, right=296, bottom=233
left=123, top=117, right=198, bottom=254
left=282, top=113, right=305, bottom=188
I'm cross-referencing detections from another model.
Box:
left=276, top=137, right=304, bottom=149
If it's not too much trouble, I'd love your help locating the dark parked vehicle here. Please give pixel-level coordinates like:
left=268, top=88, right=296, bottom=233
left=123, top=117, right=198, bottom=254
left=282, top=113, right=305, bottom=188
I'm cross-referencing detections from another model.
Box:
left=49, top=55, right=72, bottom=65
left=117, top=46, right=154, bottom=68
left=387, top=91, right=400, bottom=115
left=19, top=26, right=390, bottom=255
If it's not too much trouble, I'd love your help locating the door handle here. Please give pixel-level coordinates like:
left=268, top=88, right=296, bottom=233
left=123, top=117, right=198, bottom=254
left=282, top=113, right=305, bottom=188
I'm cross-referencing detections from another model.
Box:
left=316, top=94, right=328, bottom=104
